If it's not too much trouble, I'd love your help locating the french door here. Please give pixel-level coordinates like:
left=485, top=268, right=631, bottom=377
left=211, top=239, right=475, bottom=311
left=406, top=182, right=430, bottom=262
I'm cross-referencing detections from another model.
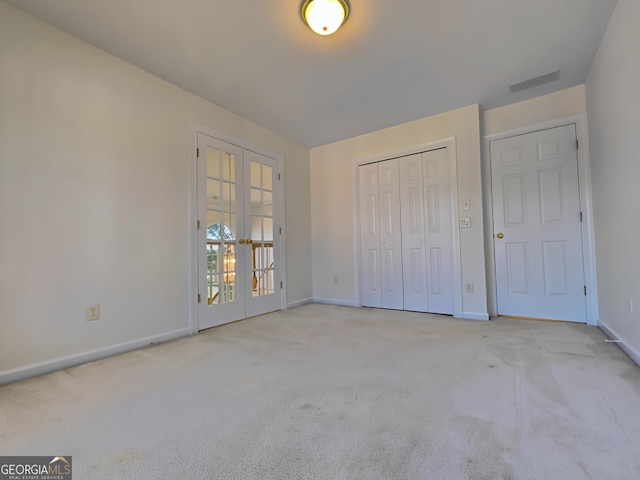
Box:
left=197, top=133, right=281, bottom=329
left=490, top=125, right=586, bottom=322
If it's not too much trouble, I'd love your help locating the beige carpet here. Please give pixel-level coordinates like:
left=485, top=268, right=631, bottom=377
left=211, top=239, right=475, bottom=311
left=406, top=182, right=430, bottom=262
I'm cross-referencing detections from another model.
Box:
left=1, top=304, right=639, bottom=479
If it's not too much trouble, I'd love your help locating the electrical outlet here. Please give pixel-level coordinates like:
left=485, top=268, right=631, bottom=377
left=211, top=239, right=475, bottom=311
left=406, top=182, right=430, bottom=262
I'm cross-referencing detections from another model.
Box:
left=629, top=297, right=634, bottom=314
left=87, top=303, right=100, bottom=321
left=465, top=282, right=474, bottom=293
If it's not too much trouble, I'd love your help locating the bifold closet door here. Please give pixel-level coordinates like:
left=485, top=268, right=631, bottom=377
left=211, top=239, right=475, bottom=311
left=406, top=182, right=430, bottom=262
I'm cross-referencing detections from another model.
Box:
left=420, top=149, right=453, bottom=314
left=399, top=154, right=428, bottom=312
left=359, top=160, right=403, bottom=309
left=397, top=149, right=454, bottom=315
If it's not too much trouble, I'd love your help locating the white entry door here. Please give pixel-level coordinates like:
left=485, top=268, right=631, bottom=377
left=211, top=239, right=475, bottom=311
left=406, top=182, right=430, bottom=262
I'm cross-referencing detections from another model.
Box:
left=399, top=148, right=453, bottom=314
left=490, top=125, right=586, bottom=322
left=197, top=133, right=282, bottom=329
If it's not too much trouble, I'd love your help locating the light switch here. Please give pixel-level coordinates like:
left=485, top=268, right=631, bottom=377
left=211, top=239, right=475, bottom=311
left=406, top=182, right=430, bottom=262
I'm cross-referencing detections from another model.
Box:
left=459, top=218, right=471, bottom=228
left=462, top=200, right=471, bottom=211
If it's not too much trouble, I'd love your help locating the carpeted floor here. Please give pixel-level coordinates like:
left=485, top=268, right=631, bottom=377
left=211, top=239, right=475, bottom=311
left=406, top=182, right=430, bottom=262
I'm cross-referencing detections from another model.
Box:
left=1, top=304, right=639, bottom=479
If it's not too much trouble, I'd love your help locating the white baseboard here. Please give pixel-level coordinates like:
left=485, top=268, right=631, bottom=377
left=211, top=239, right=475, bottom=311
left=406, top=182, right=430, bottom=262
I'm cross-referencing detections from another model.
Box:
left=0, top=328, right=192, bottom=386
left=462, top=311, right=490, bottom=321
left=598, top=321, right=640, bottom=368
left=313, top=297, right=359, bottom=308
left=310, top=300, right=489, bottom=320
left=287, top=297, right=314, bottom=309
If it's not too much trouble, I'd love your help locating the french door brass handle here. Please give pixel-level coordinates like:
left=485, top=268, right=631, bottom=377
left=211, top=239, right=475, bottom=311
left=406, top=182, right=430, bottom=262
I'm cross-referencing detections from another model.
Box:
left=238, top=238, right=246, bottom=244
left=496, top=232, right=504, bottom=239
left=246, top=239, right=253, bottom=244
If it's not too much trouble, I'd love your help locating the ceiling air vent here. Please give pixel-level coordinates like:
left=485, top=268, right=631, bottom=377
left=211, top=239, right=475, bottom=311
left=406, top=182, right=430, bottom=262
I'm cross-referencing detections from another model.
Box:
left=509, top=70, right=560, bottom=94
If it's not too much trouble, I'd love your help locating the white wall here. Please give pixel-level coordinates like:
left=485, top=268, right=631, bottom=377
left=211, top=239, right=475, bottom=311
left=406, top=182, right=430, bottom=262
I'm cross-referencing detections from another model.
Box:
left=310, top=104, right=488, bottom=319
left=0, top=1, right=312, bottom=382
left=585, top=0, right=640, bottom=362
left=483, top=85, right=586, bottom=136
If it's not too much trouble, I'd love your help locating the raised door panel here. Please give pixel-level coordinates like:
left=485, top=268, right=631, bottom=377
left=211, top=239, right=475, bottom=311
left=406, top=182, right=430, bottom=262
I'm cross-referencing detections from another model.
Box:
left=503, top=174, right=527, bottom=227
left=505, top=242, right=529, bottom=295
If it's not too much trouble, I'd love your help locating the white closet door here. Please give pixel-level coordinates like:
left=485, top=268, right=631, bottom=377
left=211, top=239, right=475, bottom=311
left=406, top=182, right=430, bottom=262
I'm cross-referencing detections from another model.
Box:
left=359, top=160, right=404, bottom=309
left=359, top=163, right=382, bottom=307
left=378, top=159, right=404, bottom=309
left=399, top=154, right=428, bottom=312
left=399, top=149, right=454, bottom=315
left=423, top=148, right=453, bottom=314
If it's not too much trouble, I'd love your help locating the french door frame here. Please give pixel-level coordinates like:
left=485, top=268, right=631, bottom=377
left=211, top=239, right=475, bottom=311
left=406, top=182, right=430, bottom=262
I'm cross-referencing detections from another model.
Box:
left=353, top=137, right=463, bottom=319
left=483, top=114, right=599, bottom=326
left=188, top=124, right=286, bottom=333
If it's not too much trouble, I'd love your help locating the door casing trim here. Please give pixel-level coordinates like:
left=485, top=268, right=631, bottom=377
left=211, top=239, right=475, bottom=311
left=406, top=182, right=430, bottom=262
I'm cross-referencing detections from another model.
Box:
left=188, top=124, right=286, bottom=334
left=482, top=113, right=599, bottom=326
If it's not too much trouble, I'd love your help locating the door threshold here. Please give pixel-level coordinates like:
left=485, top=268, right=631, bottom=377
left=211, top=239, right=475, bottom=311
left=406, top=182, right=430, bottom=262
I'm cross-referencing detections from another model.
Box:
left=498, top=315, right=585, bottom=324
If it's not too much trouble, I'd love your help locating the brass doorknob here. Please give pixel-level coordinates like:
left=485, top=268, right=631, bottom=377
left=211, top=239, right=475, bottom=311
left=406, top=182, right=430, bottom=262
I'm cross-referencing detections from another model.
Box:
left=246, top=239, right=253, bottom=244
left=238, top=238, right=246, bottom=244
left=496, top=232, right=504, bottom=239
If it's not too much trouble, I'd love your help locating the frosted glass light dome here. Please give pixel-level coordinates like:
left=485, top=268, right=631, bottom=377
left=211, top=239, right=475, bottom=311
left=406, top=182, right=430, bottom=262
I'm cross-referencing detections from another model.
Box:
left=302, top=0, right=349, bottom=36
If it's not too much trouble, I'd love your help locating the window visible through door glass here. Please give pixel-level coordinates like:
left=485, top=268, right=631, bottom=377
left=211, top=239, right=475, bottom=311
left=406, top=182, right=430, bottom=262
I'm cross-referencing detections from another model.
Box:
left=206, top=147, right=238, bottom=306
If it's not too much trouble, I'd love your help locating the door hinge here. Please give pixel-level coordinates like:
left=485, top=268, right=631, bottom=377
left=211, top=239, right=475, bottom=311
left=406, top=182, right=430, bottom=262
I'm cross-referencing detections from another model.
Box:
left=278, top=173, right=281, bottom=181
left=576, top=140, right=579, bottom=150
left=198, top=293, right=202, bottom=303
left=279, top=226, right=282, bottom=234
left=579, top=212, right=583, bottom=222
left=197, top=220, right=201, bottom=230
left=280, top=281, right=283, bottom=289
left=196, top=147, right=200, bottom=158
left=584, top=286, right=587, bottom=296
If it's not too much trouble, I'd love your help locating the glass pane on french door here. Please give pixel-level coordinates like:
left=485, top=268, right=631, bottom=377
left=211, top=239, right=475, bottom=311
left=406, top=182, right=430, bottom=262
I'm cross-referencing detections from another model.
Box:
left=205, top=145, right=238, bottom=306
left=250, top=161, right=275, bottom=297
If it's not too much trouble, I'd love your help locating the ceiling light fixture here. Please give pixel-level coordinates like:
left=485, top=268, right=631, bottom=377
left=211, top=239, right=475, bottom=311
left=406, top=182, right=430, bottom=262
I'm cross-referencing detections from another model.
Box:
left=301, top=0, right=350, bottom=36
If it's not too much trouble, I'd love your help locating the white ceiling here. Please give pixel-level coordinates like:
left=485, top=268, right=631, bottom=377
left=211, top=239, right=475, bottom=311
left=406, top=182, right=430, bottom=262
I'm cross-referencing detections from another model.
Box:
left=6, top=0, right=618, bottom=147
